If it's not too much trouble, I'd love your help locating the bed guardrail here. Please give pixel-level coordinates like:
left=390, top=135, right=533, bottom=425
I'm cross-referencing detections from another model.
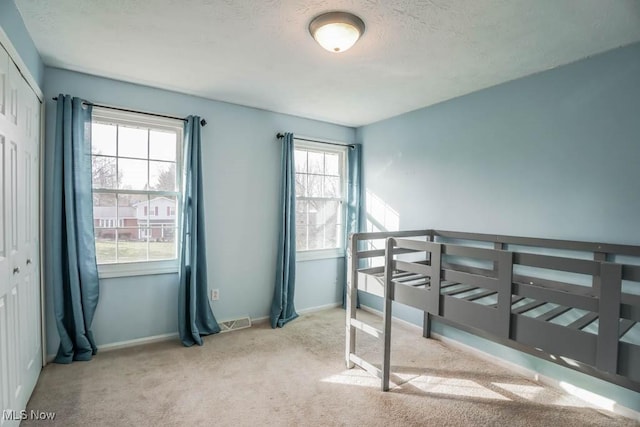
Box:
left=345, top=229, right=640, bottom=392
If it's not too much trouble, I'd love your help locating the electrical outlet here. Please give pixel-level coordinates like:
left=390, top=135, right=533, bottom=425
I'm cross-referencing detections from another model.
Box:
left=211, top=289, right=220, bottom=301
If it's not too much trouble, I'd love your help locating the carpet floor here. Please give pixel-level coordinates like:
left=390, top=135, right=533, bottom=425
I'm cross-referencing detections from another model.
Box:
left=25, top=308, right=637, bottom=426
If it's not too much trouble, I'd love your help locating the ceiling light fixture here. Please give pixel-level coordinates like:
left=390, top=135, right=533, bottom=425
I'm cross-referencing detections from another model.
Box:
left=309, top=11, right=365, bottom=53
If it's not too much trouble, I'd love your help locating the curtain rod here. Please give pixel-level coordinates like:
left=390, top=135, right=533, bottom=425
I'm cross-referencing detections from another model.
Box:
left=52, top=97, right=207, bottom=127
left=276, top=132, right=354, bottom=149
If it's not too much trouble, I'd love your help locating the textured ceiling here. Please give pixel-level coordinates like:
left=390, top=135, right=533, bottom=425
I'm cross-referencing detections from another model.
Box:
left=15, top=0, right=640, bottom=127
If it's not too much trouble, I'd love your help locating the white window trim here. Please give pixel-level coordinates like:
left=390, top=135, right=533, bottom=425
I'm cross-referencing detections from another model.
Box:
left=98, top=259, right=178, bottom=279
left=294, top=139, right=348, bottom=261
left=297, top=248, right=345, bottom=262
left=92, top=107, right=183, bottom=278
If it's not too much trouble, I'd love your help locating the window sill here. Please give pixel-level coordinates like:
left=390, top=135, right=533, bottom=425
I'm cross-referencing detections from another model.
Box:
left=98, top=260, right=178, bottom=279
left=296, top=248, right=345, bottom=262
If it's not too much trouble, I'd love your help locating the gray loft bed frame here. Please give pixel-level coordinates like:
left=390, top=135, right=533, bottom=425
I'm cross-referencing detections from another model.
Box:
left=345, top=229, right=640, bottom=392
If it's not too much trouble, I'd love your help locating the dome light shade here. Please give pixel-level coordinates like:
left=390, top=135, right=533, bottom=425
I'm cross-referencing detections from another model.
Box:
left=309, top=12, right=365, bottom=53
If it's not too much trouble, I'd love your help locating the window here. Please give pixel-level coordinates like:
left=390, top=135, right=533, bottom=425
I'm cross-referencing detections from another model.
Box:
left=91, top=107, right=183, bottom=277
left=294, top=140, right=347, bottom=260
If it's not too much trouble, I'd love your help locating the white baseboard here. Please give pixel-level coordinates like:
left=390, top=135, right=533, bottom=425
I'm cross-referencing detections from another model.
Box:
left=252, top=302, right=343, bottom=326
left=358, top=305, right=640, bottom=422
left=45, top=332, right=179, bottom=363
left=299, top=302, right=342, bottom=314
left=250, top=315, right=270, bottom=325
left=99, top=332, right=178, bottom=352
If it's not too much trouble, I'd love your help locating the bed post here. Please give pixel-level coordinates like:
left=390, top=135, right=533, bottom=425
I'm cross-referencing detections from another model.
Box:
left=596, top=262, right=622, bottom=374
left=496, top=250, right=514, bottom=339
left=423, top=314, right=432, bottom=339
left=424, top=241, right=441, bottom=339
left=423, top=230, right=435, bottom=338
left=345, top=233, right=358, bottom=369
left=592, top=251, right=607, bottom=294
left=493, top=241, right=505, bottom=274
left=382, top=237, right=395, bottom=391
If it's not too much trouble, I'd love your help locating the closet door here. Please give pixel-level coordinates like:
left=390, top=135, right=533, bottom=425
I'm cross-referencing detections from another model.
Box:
left=0, top=43, right=12, bottom=420
left=0, top=42, right=42, bottom=425
left=15, top=63, right=41, bottom=412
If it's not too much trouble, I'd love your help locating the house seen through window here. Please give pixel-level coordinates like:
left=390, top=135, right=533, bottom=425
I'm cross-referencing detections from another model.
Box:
left=294, top=140, right=347, bottom=258
left=91, top=107, right=183, bottom=270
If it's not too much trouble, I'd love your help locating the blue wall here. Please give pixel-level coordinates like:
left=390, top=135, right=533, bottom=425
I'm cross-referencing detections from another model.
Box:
left=0, top=0, right=44, bottom=87
left=357, top=42, right=640, bottom=411
left=43, top=67, right=353, bottom=354
left=358, top=42, right=640, bottom=243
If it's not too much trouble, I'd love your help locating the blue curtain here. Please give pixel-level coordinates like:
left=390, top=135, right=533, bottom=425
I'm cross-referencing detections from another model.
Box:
left=270, top=132, right=299, bottom=328
left=344, top=144, right=364, bottom=307
left=45, top=95, right=100, bottom=363
left=178, top=116, right=220, bottom=346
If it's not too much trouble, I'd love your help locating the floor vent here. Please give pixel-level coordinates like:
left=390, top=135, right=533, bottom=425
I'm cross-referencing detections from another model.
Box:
left=219, top=317, right=252, bottom=333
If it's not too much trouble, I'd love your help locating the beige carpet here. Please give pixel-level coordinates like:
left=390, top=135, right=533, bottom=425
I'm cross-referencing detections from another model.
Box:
left=25, top=308, right=636, bottom=426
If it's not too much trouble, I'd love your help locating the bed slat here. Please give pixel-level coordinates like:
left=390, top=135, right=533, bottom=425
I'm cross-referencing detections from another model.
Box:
left=619, top=319, right=636, bottom=338
left=513, top=300, right=547, bottom=315
left=439, top=282, right=460, bottom=290
left=567, top=312, right=599, bottom=330
left=393, top=273, right=424, bottom=282
left=443, top=269, right=499, bottom=292
left=465, top=289, right=497, bottom=301
left=442, top=285, right=476, bottom=296
left=536, top=305, right=571, bottom=322
left=392, top=271, right=420, bottom=280
left=393, top=277, right=429, bottom=288
left=393, top=273, right=429, bottom=287
left=489, top=295, right=524, bottom=309
left=513, top=281, right=598, bottom=312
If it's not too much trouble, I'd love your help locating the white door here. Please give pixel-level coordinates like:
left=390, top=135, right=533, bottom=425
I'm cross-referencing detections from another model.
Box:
left=0, top=42, right=42, bottom=425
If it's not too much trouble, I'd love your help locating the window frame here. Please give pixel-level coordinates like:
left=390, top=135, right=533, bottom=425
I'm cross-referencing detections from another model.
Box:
left=294, top=139, right=348, bottom=262
left=91, top=107, right=184, bottom=278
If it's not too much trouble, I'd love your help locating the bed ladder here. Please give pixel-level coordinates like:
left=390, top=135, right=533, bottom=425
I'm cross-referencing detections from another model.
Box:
left=345, top=234, right=394, bottom=391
